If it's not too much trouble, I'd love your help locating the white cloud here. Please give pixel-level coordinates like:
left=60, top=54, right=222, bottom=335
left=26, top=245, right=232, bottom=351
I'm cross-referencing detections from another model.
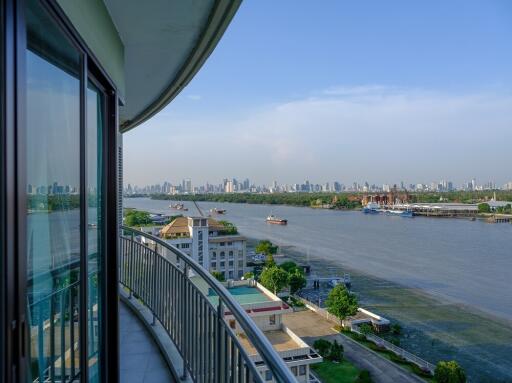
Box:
left=124, top=86, right=512, bottom=186
left=186, top=94, right=202, bottom=101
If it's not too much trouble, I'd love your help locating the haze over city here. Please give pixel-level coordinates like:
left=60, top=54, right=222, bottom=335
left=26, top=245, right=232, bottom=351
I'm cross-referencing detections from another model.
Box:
left=124, top=0, right=512, bottom=186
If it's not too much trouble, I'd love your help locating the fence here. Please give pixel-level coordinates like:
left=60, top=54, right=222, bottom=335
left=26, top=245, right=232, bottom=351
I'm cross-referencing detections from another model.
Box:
left=120, top=226, right=297, bottom=383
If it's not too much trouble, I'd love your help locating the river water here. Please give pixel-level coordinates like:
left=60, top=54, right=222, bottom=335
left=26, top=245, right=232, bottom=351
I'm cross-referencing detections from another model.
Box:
left=125, top=197, right=512, bottom=321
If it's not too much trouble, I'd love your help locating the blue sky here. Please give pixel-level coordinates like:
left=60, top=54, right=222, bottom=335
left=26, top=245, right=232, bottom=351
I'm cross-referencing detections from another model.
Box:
left=124, top=0, right=512, bottom=187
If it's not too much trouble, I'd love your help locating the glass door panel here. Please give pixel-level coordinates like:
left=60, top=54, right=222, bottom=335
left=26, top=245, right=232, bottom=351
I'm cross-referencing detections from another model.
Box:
left=87, top=81, right=104, bottom=382
left=25, top=0, right=82, bottom=381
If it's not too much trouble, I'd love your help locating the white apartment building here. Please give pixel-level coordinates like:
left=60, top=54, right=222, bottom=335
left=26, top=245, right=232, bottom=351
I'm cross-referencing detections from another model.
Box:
left=159, top=216, right=247, bottom=279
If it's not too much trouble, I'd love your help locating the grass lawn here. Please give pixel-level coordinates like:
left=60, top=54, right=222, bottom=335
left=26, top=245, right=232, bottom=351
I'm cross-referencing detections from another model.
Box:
left=311, top=360, right=360, bottom=383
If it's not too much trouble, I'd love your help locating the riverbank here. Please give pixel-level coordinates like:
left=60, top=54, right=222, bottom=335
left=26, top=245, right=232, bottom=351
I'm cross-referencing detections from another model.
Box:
left=248, top=238, right=512, bottom=382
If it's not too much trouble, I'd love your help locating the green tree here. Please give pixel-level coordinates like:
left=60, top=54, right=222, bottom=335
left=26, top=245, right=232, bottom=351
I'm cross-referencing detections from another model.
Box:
left=259, top=266, right=288, bottom=295
left=256, top=240, right=278, bottom=256
left=124, top=210, right=152, bottom=226
left=243, top=271, right=254, bottom=279
left=265, top=254, right=276, bottom=267
left=312, top=339, right=331, bottom=357
left=434, top=361, right=466, bottom=383
left=478, top=203, right=491, bottom=213
left=327, top=340, right=344, bottom=362
left=359, top=323, right=374, bottom=335
left=279, top=261, right=299, bottom=273
left=325, top=284, right=358, bottom=321
left=211, top=271, right=225, bottom=282
left=288, top=269, right=306, bottom=294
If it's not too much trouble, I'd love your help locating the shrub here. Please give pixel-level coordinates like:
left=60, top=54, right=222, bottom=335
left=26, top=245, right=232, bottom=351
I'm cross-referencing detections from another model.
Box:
left=327, top=340, right=344, bottom=362
left=359, top=323, right=374, bottom=335
left=434, top=360, right=466, bottom=383
left=313, top=339, right=332, bottom=357
left=357, top=370, right=372, bottom=383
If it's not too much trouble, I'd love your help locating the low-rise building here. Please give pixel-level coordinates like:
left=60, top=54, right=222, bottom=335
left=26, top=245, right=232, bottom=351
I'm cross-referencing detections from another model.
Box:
left=207, top=280, right=322, bottom=382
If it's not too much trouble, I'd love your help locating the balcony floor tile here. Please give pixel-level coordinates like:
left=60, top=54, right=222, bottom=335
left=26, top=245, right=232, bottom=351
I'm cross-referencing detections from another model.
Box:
left=120, top=303, right=176, bottom=382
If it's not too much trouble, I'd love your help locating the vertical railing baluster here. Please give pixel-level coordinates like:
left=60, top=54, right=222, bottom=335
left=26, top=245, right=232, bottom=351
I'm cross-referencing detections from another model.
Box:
left=181, top=264, right=188, bottom=379
left=50, top=292, right=56, bottom=382
left=60, top=291, right=66, bottom=382
left=216, top=301, right=224, bottom=383
left=38, top=302, right=45, bottom=383
left=70, top=288, right=75, bottom=379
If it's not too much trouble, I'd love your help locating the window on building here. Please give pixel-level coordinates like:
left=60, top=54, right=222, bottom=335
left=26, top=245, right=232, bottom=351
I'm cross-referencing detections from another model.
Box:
left=291, top=366, right=298, bottom=376
left=211, top=262, right=216, bottom=268
left=220, top=242, right=225, bottom=246
left=238, top=260, right=244, bottom=268
left=220, top=251, right=225, bottom=259
left=229, top=250, right=234, bottom=258
left=212, top=251, right=217, bottom=259
left=269, top=314, right=276, bottom=325
left=220, top=261, right=225, bottom=268
left=229, top=261, right=234, bottom=267
left=228, top=271, right=234, bottom=279
left=299, top=365, right=306, bottom=376
left=227, top=241, right=233, bottom=246
left=265, top=370, right=273, bottom=381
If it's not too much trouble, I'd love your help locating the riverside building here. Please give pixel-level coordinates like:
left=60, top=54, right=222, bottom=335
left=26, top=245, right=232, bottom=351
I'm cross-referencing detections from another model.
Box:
left=158, top=216, right=247, bottom=280
left=0, top=1, right=296, bottom=382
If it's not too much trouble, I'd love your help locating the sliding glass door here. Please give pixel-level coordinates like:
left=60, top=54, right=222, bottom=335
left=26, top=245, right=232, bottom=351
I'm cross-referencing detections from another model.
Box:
left=24, top=1, right=109, bottom=381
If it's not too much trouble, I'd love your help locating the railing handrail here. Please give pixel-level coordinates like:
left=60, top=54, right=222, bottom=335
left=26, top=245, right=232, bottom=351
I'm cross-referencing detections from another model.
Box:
left=121, top=225, right=297, bottom=383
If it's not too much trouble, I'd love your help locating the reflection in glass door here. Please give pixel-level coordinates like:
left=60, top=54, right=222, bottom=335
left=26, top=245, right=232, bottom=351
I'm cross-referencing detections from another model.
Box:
left=25, top=0, right=82, bottom=381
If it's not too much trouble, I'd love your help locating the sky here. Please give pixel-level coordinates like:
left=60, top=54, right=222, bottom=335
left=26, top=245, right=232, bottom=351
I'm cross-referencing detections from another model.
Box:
left=124, top=0, right=512, bottom=188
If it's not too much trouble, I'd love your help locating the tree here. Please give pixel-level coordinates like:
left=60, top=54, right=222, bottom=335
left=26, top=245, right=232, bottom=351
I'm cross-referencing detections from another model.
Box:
left=478, top=203, right=491, bottom=213
left=265, top=254, right=276, bottom=267
left=124, top=210, right=152, bottom=226
left=325, top=284, right=358, bottom=321
left=327, top=340, right=344, bottom=362
left=259, top=266, right=288, bottom=295
left=434, top=361, right=466, bottom=383
left=279, top=261, right=299, bottom=273
left=359, top=323, right=374, bottom=335
left=211, top=271, right=225, bottom=282
left=313, top=339, right=331, bottom=357
left=243, top=271, right=254, bottom=280
left=218, top=220, right=238, bottom=235
left=288, top=269, right=306, bottom=294
left=255, top=240, right=278, bottom=256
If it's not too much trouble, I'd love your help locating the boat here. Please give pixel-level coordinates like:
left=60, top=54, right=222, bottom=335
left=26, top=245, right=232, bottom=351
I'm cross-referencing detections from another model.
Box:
left=210, top=208, right=226, bottom=214
left=170, top=203, right=188, bottom=211
left=266, top=215, right=287, bottom=225
left=363, top=202, right=380, bottom=214
left=385, top=209, right=413, bottom=218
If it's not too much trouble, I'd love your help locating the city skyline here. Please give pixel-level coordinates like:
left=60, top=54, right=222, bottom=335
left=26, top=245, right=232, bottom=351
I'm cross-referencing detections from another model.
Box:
left=124, top=1, right=512, bottom=189
left=124, top=176, right=512, bottom=195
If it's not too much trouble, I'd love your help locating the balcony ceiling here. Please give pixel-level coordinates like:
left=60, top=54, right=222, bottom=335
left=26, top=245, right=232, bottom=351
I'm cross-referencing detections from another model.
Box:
left=103, top=0, right=241, bottom=132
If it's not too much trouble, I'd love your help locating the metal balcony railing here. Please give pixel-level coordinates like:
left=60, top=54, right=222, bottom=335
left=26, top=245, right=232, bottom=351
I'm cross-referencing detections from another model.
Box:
left=120, top=226, right=297, bottom=383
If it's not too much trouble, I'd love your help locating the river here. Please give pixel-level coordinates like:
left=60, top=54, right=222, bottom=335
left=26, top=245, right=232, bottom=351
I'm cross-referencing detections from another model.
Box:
left=125, top=197, right=512, bottom=321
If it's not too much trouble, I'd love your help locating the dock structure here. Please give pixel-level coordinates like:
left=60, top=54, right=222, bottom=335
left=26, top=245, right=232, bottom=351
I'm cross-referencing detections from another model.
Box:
left=386, top=202, right=479, bottom=217
left=486, top=215, right=512, bottom=223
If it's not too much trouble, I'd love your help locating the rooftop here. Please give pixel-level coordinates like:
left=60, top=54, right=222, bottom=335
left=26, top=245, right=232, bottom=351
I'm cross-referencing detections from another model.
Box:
left=237, top=330, right=301, bottom=356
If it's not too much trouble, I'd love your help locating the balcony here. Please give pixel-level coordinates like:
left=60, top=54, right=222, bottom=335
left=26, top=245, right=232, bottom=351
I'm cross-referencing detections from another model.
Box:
left=119, top=226, right=297, bottom=382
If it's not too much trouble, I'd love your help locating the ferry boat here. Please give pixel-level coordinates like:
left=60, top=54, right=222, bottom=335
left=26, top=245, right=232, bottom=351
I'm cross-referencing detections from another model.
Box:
left=169, top=203, right=188, bottom=211
left=363, top=202, right=380, bottom=214
left=385, top=209, right=413, bottom=218
left=210, top=208, right=226, bottom=215
left=266, top=215, right=288, bottom=225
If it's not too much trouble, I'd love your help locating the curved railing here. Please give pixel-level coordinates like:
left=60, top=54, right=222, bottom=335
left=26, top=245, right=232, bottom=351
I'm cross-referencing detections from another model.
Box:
left=120, top=226, right=297, bottom=383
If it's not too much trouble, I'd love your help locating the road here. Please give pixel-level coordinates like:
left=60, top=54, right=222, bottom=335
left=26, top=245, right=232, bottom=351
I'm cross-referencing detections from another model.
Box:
left=283, top=311, right=425, bottom=383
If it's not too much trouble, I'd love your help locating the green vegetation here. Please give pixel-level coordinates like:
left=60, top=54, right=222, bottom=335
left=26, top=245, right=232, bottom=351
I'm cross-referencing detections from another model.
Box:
left=151, top=192, right=363, bottom=209
left=478, top=203, right=491, bottom=213
left=358, top=323, right=374, bottom=335
left=28, top=194, right=80, bottom=212
left=124, top=209, right=152, bottom=226
left=312, top=338, right=344, bottom=363
left=259, top=266, right=288, bottom=295
left=313, top=339, right=333, bottom=357
left=288, top=269, right=307, bottom=294
left=211, top=271, right=225, bottom=282
left=218, top=220, right=238, bottom=235
left=390, top=323, right=402, bottom=335
left=311, top=360, right=362, bottom=383
left=434, top=361, right=466, bottom=383
left=326, top=284, right=358, bottom=321
left=495, top=203, right=512, bottom=214
left=282, top=295, right=305, bottom=308
left=356, top=370, right=372, bottom=383
left=242, top=271, right=254, bottom=279
left=256, top=240, right=279, bottom=256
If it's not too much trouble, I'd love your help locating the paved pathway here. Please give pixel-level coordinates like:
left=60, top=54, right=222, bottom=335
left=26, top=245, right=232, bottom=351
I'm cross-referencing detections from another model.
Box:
left=283, top=311, right=425, bottom=383
left=120, top=303, right=176, bottom=383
